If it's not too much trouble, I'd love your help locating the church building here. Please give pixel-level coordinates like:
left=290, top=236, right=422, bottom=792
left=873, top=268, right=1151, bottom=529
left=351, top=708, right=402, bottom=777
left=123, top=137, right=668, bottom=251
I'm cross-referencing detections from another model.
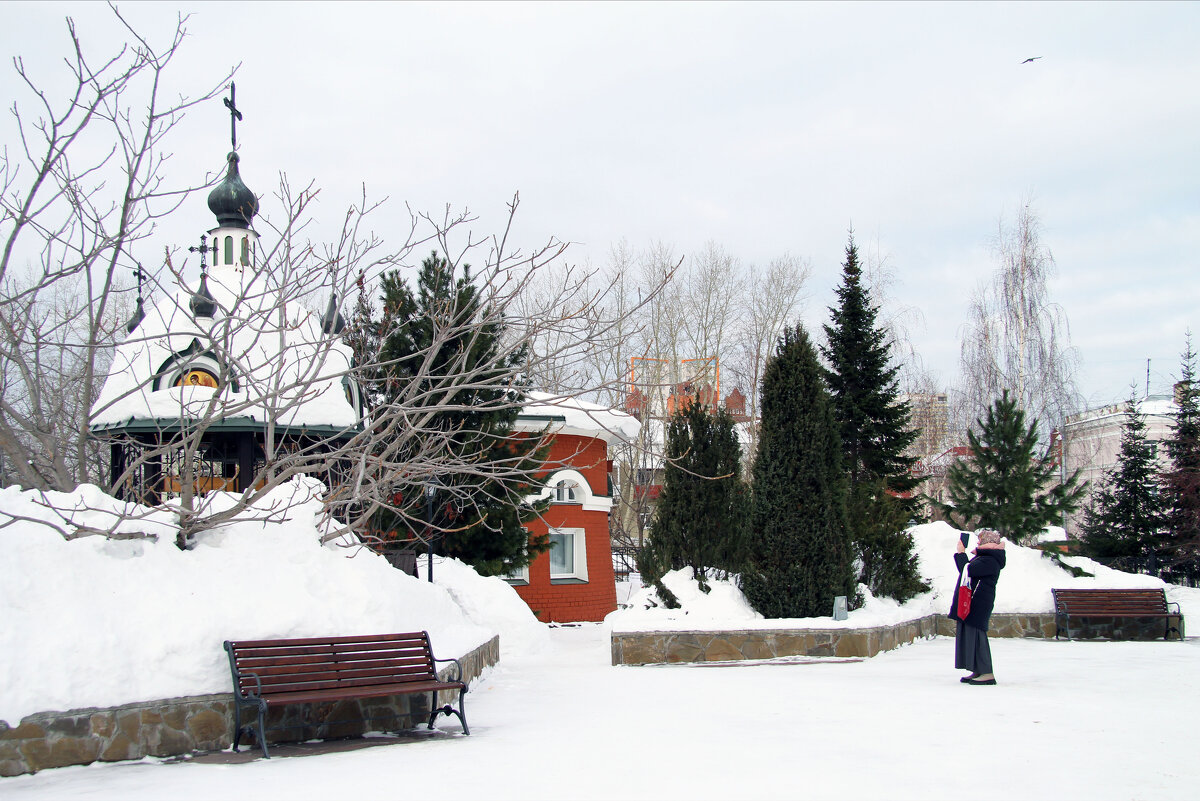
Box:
left=89, top=86, right=361, bottom=506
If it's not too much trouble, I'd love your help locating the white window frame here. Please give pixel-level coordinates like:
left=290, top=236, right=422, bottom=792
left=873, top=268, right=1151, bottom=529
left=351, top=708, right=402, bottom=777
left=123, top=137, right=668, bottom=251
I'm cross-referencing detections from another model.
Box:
left=548, top=526, right=587, bottom=583
left=554, top=479, right=578, bottom=503
left=503, top=563, right=530, bottom=585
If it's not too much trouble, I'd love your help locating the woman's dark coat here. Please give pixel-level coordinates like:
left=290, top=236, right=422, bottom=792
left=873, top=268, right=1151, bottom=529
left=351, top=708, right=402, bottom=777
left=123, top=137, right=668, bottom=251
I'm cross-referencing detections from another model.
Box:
left=948, top=548, right=1006, bottom=630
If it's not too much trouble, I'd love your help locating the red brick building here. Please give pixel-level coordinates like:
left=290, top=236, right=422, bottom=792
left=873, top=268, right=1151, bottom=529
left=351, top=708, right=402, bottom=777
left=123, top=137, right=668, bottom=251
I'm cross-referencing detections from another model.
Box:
left=509, top=394, right=640, bottom=623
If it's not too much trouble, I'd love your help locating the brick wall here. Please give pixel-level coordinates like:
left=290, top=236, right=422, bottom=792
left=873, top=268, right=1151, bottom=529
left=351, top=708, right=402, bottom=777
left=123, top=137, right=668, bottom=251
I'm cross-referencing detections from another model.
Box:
left=515, top=434, right=618, bottom=623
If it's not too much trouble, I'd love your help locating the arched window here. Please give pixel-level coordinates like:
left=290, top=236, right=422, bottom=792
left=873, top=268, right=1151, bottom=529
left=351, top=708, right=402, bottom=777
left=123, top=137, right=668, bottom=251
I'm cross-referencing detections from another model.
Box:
left=554, top=480, right=578, bottom=503
left=240, top=236, right=249, bottom=266
left=224, top=236, right=233, bottom=265
left=212, top=237, right=220, bottom=265
left=153, top=339, right=238, bottom=392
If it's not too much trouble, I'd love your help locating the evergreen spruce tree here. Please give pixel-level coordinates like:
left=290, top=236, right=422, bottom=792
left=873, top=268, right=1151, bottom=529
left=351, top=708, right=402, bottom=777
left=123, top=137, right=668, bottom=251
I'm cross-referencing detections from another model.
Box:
left=821, top=233, right=926, bottom=600
left=944, top=390, right=1086, bottom=545
left=1080, top=391, right=1169, bottom=566
left=850, top=481, right=928, bottom=601
left=368, top=251, right=549, bottom=575
left=1162, top=336, right=1200, bottom=581
left=637, top=403, right=749, bottom=606
left=742, top=324, right=856, bottom=618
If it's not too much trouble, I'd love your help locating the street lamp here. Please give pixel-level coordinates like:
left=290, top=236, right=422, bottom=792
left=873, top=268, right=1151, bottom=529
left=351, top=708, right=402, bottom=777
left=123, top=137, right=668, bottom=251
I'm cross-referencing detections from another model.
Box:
left=424, top=479, right=438, bottom=583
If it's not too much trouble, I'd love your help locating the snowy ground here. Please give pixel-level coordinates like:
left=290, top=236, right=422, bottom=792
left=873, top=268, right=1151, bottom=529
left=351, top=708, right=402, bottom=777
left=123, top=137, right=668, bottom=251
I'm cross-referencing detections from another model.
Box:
left=5, top=623, right=1200, bottom=801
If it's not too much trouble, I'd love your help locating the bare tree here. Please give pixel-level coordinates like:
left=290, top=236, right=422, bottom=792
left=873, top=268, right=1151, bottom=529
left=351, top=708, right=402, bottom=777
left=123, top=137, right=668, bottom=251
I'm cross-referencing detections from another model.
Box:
left=727, top=253, right=810, bottom=461
left=0, top=8, right=232, bottom=491
left=681, top=240, right=742, bottom=367
left=0, top=10, right=677, bottom=559
left=859, top=234, right=937, bottom=397
left=956, top=201, right=1081, bottom=442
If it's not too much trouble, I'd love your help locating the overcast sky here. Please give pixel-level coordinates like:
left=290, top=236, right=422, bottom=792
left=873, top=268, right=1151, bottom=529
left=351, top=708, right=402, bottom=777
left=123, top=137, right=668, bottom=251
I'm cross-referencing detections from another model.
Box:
left=5, top=1, right=1199, bottom=411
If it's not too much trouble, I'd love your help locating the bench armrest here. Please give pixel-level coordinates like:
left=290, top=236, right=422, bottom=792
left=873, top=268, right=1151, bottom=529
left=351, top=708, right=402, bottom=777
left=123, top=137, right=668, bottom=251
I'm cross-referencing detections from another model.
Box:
left=1167, top=599, right=1182, bottom=616
left=224, top=641, right=264, bottom=701
left=433, top=656, right=463, bottom=684
left=236, top=670, right=264, bottom=700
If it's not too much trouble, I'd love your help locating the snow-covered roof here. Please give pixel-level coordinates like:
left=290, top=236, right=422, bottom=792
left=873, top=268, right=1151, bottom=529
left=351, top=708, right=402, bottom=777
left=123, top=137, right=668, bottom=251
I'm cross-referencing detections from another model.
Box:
left=1066, top=394, right=1178, bottom=427
left=515, top=392, right=641, bottom=445
left=89, top=261, right=359, bottom=435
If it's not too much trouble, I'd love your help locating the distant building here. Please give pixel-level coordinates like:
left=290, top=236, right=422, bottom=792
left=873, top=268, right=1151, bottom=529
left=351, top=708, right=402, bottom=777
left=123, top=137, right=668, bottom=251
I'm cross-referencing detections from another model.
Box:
left=904, top=392, right=950, bottom=462
left=1061, top=393, right=1178, bottom=538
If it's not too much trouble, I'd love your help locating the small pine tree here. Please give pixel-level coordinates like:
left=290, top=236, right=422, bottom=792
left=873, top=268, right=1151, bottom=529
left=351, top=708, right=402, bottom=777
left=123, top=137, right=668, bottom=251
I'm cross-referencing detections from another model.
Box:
left=637, top=403, right=749, bottom=604
left=944, top=390, right=1086, bottom=544
left=368, top=252, right=549, bottom=575
left=1080, top=390, right=1169, bottom=565
left=821, top=232, right=925, bottom=600
left=1162, top=335, right=1200, bottom=581
left=742, top=324, right=857, bottom=618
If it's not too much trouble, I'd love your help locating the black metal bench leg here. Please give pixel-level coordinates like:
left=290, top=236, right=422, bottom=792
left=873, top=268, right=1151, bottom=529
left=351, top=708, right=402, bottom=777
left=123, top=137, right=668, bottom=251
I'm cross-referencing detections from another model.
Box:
left=427, top=689, right=470, bottom=735
left=457, top=687, right=470, bottom=735
left=232, top=703, right=243, bottom=752
left=256, top=702, right=270, bottom=758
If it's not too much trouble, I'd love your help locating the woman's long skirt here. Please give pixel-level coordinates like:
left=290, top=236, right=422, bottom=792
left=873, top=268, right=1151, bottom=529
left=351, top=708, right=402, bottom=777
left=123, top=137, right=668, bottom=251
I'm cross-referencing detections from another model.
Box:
left=954, top=620, right=993, bottom=674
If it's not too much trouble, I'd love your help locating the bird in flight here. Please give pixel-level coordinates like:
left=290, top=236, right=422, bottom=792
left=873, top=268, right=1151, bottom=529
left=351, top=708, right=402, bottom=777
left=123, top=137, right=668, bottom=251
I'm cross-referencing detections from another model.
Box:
left=1021, top=56, right=1042, bottom=64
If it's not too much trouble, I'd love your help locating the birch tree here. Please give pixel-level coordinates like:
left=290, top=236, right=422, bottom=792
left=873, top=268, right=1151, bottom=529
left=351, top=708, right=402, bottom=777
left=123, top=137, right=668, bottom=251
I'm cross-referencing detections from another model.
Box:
left=957, top=202, right=1081, bottom=442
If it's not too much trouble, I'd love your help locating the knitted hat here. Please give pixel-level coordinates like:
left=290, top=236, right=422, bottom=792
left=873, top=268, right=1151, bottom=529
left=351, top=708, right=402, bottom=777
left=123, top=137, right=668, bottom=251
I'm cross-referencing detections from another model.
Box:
left=977, top=529, right=1002, bottom=545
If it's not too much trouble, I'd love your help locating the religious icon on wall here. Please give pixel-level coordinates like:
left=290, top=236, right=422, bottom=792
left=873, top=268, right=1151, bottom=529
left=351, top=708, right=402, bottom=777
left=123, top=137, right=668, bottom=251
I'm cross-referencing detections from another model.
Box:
left=175, top=368, right=219, bottom=389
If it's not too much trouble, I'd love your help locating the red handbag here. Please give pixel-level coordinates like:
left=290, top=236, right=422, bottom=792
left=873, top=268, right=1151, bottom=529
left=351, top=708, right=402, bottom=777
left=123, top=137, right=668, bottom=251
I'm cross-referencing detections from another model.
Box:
left=956, top=567, right=973, bottom=618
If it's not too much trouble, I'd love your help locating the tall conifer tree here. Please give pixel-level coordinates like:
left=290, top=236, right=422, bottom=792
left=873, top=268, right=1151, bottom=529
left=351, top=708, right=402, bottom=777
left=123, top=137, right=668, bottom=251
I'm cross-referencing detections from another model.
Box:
left=944, top=390, right=1086, bottom=544
left=365, top=251, right=549, bottom=575
left=821, top=233, right=919, bottom=493
left=821, top=233, right=925, bottom=600
left=1162, top=336, right=1200, bottom=581
left=743, top=325, right=856, bottom=618
left=1080, top=391, right=1169, bottom=564
left=638, top=403, right=749, bottom=605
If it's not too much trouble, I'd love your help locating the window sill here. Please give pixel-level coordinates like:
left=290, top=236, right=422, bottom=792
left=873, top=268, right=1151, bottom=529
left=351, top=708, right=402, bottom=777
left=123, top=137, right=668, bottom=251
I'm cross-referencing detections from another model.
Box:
left=550, top=577, right=588, bottom=585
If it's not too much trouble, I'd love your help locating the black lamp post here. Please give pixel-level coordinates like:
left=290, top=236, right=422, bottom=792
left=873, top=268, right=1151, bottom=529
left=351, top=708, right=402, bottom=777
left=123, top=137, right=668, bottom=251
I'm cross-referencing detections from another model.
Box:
left=424, top=480, right=437, bottom=583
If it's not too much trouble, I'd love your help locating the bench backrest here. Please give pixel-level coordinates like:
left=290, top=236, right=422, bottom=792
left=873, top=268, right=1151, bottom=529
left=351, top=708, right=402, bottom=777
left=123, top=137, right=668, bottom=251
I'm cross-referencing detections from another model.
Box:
left=1051, top=588, right=1169, bottom=615
left=225, top=631, right=439, bottom=697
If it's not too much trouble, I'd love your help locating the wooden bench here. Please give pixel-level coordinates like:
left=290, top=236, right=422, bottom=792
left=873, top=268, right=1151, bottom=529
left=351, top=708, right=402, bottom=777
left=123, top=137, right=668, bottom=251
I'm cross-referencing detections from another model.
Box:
left=224, top=631, right=469, bottom=757
left=1052, top=588, right=1184, bottom=641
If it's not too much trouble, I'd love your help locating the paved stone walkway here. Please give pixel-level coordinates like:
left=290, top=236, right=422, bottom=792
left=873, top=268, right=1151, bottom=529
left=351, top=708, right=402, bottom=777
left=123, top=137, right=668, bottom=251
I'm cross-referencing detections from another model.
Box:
left=177, top=729, right=458, bottom=764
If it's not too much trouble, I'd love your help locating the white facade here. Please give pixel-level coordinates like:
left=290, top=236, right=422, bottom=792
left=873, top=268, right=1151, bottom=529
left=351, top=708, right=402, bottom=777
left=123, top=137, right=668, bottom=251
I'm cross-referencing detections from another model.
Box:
left=1061, top=395, right=1176, bottom=537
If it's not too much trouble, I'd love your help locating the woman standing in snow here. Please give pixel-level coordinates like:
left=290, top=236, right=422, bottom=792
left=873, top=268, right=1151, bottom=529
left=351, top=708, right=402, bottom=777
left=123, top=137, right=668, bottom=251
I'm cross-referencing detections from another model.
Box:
left=951, top=528, right=1006, bottom=685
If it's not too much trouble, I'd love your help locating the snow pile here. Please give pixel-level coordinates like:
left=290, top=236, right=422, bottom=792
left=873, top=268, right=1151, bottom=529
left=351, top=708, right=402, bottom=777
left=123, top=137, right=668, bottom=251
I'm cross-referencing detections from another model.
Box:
left=1038, top=525, right=1068, bottom=543
left=415, top=556, right=549, bottom=659
left=612, top=568, right=763, bottom=629
left=610, top=520, right=1200, bottom=632
left=910, top=521, right=1188, bottom=614
left=0, top=479, right=538, bottom=725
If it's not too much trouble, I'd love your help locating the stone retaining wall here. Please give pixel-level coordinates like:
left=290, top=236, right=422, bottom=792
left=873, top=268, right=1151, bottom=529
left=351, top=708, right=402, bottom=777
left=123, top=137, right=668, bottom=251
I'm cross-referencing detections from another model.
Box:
left=612, top=614, right=1059, bottom=666
left=0, top=635, right=498, bottom=777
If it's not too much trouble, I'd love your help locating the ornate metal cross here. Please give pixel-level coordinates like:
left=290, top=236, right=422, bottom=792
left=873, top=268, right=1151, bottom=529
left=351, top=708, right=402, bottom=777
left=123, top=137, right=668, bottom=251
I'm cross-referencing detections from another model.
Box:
left=188, top=235, right=210, bottom=271
left=223, top=82, right=242, bottom=151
